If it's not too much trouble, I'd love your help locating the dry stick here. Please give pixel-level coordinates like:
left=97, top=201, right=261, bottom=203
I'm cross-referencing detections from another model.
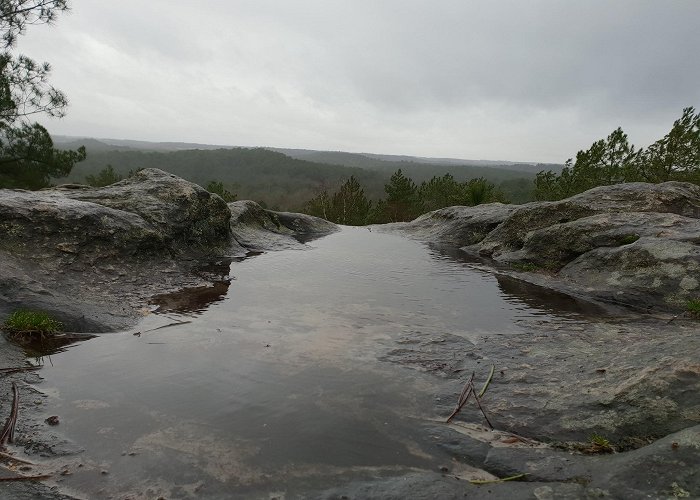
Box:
left=0, top=367, right=41, bottom=375
left=469, top=473, right=527, bottom=485
left=142, top=320, right=192, bottom=333
left=473, top=392, right=494, bottom=430
left=8, top=382, right=18, bottom=443
left=446, top=372, right=475, bottom=423
left=0, top=474, right=51, bottom=482
left=0, top=382, right=19, bottom=445
left=0, top=451, right=34, bottom=465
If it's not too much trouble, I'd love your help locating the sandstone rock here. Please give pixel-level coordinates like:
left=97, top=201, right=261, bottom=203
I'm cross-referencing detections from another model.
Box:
left=391, top=181, right=700, bottom=311
left=402, top=203, right=518, bottom=247
left=229, top=200, right=338, bottom=251
left=0, top=190, right=165, bottom=263
left=63, top=168, right=231, bottom=252
left=477, top=181, right=700, bottom=258
left=0, top=169, right=233, bottom=330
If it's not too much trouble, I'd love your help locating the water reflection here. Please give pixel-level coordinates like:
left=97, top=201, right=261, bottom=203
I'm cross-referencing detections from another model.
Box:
left=149, top=280, right=231, bottom=315
left=32, top=227, right=609, bottom=498
left=6, top=331, right=95, bottom=357
left=494, top=274, right=609, bottom=316
left=427, top=242, right=608, bottom=318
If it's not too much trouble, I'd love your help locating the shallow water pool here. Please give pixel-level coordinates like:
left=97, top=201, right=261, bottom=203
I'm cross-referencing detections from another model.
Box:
left=30, top=227, right=595, bottom=498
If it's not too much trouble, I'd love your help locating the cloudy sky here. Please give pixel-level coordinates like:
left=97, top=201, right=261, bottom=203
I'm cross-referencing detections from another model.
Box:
left=19, top=1, right=700, bottom=163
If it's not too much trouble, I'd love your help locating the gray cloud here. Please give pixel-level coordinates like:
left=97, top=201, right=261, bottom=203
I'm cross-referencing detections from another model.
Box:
left=17, top=0, right=700, bottom=162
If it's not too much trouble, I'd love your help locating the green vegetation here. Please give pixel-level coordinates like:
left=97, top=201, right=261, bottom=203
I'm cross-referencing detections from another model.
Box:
left=535, top=107, right=700, bottom=200
left=588, top=434, right=614, bottom=453
left=511, top=262, right=540, bottom=272
left=0, top=1, right=86, bottom=189
left=303, top=170, right=506, bottom=224
left=56, top=143, right=537, bottom=211
left=618, top=234, right=640, bottom=246
left=85, top=164, right=122, bottom=187
left=206, top=180, right=237, bottom=202
left=380, top=168, right=424, bottom=222
left=687, top=298, right=700, bottom=317
left=3, top=309, right=62, bottom=337
left=304, top=176, right=372, bottom=225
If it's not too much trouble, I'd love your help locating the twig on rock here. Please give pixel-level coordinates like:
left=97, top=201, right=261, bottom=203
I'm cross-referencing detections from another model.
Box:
left=470, top=473, right=527, bottom=484
left=0, top=382, right=19, bottom=445
left=446, top=372, right=475, bottom=423
left=0, top=451, right=34, bottom=465
left=446, top=367, right=495, bottom=429
left=0, top=366, right=41, bottom=376
left=0, top=474, right=51, bottom=482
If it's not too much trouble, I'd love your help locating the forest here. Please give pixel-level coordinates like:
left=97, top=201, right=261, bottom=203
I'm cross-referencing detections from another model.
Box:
left=55, top=143, right=539, bottom=210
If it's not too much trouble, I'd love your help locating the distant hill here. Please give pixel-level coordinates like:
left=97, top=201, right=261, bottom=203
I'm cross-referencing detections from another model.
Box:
left=54, top=136, right=542, bottom=208
left=52, top=135, right=233, bottom=152
left=269, top=148, right=563, bottom=176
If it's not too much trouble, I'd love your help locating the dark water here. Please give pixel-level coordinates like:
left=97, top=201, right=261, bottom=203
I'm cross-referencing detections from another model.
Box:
left=29, top=228, right=593, bottom=498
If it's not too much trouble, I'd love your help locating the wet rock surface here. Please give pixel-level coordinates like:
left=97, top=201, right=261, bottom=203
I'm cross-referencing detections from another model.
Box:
left=390, top=181, right=700, bottom=311
left=0, top=171, right=339, bottom=498
left=0, top=169, right=337, bottom=330
left=370, top=181, right=700, bottom=498
left=361, top=315, right=699, bottom=499
left=229, top=200, right=338, bottom=251
left=1, top=174, right=698, bottom=498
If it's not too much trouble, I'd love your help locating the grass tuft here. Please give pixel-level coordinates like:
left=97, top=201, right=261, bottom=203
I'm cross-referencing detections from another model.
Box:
left=511, top=262, right=540, bottom=272
left=587, top=434, right=614, bottom=453
left=3, top=309, right=63, bottom=336
left=687, top=298, right=700, bottom=318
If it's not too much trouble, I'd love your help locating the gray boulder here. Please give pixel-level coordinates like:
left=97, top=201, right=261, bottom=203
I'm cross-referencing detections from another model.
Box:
left=402, top=203, right=519, bottom=246
left=63, top=168, right=231, bottom=253
left=477, top=181, right=700, bottom=257
left=229, top=200, right=338, bottom=251
left=0, top=169, right=233, bottom=330
left=394, top=181, right=700, bottom=311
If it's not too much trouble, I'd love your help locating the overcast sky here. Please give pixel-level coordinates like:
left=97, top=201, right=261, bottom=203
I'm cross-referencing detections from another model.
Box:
left=19, top=0, right=700, bottom=163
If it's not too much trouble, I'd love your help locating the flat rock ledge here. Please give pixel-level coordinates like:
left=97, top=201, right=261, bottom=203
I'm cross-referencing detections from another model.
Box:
left=0, top=169, right=338, bottom=331
left=387, top=181, right=700, bottom=312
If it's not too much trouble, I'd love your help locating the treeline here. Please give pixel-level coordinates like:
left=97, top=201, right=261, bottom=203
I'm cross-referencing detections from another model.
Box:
left=302, top=169, right=506, bottom=225
left=60, top=146, right=536, bottom=210
left=535, top=107, right=700, bottom=200
left=61, top=147, right=385, bottom=210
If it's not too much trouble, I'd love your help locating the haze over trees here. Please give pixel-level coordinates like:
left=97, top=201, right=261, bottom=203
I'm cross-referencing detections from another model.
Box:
left=535, top=107, right=700, bottom=200
left=0, top=0, right=85, bottom=189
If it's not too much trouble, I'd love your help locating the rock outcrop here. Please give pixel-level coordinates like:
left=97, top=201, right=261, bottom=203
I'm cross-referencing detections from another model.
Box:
left=229, top=200, right=338, bottom=251
left=395, top=181, right=700, bottom=311
left=0, top=169, right=337, bottom=330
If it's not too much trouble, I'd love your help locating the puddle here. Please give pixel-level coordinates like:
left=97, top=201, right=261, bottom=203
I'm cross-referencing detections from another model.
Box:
left=28, top=227, right=599, bottom=498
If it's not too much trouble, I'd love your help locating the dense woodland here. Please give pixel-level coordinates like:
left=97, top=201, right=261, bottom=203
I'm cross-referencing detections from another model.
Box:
left=57, top=144, right=539, bottom=211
